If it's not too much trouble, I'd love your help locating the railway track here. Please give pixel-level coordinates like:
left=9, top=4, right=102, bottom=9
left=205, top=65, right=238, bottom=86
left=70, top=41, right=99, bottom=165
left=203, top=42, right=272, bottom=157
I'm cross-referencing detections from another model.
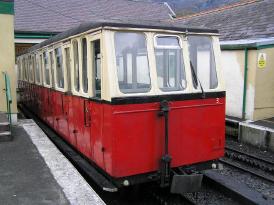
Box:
left=223, top=146, right=274, bottom=183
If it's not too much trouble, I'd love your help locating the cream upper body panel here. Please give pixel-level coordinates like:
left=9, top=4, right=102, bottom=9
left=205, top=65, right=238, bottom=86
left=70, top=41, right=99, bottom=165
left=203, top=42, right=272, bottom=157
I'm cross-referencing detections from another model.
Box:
left=17, top=25, right=224, bottom=102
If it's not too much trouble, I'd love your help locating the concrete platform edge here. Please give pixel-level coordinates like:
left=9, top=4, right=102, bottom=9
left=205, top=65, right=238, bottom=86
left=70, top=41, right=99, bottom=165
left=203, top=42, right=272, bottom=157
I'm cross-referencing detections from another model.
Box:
left=19, top=119, right=106, bottom=205
left=239, top=121, right=274, bottom=152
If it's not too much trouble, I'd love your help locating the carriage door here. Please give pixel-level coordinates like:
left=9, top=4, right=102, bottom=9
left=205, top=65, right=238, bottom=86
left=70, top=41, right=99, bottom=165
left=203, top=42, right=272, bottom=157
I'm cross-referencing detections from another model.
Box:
left=89, top=37, right=104, bottom=166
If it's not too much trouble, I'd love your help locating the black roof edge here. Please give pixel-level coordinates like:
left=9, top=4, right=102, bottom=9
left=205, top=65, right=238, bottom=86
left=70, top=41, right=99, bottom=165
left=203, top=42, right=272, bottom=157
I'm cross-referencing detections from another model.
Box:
left=20, top=20, right=219, bottom=55
left=15, top=30, right=60, bottom=35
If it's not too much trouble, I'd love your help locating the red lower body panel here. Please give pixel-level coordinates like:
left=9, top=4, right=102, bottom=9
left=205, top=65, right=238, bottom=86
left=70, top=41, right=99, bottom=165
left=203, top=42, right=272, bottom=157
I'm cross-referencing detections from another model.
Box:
left=20, top=81, right=225, bottom=179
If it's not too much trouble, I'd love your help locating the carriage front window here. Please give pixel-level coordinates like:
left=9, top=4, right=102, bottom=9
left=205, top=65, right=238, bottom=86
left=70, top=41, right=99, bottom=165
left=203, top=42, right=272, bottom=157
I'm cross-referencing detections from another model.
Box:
left=154, top=36, right=186, bottom=91
left=115, top=32, right=151, bottom=93
left=188, top=36, right=218, bottom=89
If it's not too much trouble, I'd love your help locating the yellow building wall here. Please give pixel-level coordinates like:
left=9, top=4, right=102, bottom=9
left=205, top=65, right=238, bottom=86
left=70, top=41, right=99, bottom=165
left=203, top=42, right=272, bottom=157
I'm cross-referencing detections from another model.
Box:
left=0, top=14, right=17, bottom=114
left=254, top=47, right=274, bottom=120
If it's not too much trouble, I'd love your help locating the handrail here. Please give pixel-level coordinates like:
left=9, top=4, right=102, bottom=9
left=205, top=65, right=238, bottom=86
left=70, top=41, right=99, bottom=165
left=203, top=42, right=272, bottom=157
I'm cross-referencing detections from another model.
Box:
left=2, top=71, right=12, bottom=129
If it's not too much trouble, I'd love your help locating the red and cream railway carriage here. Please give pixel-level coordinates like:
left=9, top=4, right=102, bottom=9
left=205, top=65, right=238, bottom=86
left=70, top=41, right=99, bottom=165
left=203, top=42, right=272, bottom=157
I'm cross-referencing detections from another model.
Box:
left=17, top=21, right=225, bottom=193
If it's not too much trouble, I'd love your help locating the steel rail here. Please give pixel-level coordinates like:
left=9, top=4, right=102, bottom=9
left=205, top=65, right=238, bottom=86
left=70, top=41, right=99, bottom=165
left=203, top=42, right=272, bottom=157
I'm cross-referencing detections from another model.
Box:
left=225, top=146, right=274, bottom=166
left=204, top=170, right=272, bottom=205
left=219, top=159, right=274, bottom=183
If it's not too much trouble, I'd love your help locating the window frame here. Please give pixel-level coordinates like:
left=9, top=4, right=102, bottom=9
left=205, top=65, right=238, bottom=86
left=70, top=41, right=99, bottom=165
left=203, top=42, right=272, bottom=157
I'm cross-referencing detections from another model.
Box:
left=113, top=31, right=152, bottom=95
left=29, top=54, right=35, bottom=83
left=34, top=52, right=42, bottom=85
left=80, top=37, right=89, bottom=95
left=69, top=34, right=101, bottom=98
left=53, top=44, right=67, bottom=92
left=187, top=35, right=219, bottom=91
left=86, top=33, right=101, bottom=98
left=42, top=50, right=52, bottom=88
left=17, top=57, right=23, bottom=81
left=153, top=34, right=188, bottom=93
left=71, top=39, right=81, bottom=95
left=154, top=34, right=182, bottom=49
left=23, top=56, right=29, bottom=82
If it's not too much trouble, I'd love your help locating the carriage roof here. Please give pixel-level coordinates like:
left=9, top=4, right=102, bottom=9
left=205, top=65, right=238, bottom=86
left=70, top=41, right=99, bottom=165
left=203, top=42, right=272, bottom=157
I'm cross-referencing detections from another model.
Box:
left=22, top=20, right=219, bottom=54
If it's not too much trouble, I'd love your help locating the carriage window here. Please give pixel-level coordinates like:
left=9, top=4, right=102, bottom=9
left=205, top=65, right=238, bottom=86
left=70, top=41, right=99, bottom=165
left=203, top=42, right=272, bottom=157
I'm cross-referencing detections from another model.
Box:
left=24, top=57, right=28, bottom=81
left=17, top=59, right=22, bottom=80
left=115, top=32, right=151, bottom=93
left=155, top=36, right=186, bottom=91
left=73, top=41, right=80, bottom=92
left=43, top=52, right=50, bottom=85
left=55, top=47, right=64, bottom=88
left=65, top=48, right=71, bottom=92
left=91, top=40, right=101, bottom=98
left=82, top=38, right=88, bottom=93
left=28, top=56, right=34, bottom=82
left=188, top=36, right=218, bottom=89
left=35, top=55, right=41, bottom=84
left=49, top=52, right=55, bottom=88
left=30, top=56, right=35, bottom=82
left=39, top=55, right=43, bottom=83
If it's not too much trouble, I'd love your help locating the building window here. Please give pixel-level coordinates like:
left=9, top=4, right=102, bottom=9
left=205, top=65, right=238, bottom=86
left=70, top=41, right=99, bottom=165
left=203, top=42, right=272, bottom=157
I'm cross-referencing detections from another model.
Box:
left=43, top=52, right=50, bottom=85
left=114, top=32, right=151, bottom=93
left=188, top=36, right=218, bottom=89
left=55, top=47, right=64, bottom=89
left=73, top=40, right=80, bottom=92
left=154, top=36, right=186, bottom=91
left=82, top=38, right=88, bottom=93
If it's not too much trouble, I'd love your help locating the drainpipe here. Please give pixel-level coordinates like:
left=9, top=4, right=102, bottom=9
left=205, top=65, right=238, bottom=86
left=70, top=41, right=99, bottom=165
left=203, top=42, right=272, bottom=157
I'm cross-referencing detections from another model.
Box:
left=242, top=48, right=248, bottom=120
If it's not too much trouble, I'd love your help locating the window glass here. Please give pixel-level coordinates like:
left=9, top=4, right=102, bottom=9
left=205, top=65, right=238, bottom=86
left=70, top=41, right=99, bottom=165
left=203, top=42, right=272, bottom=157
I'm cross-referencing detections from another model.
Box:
left=82, top=38, right=88, bottom=93
left=114, top=32, right=151, bottom=93
left=155, top=36, right=186, bottom=91
left=93, top=40, right=101, bottom=98
left=65, top=48, right=71, bottom=91
left=55, top=47, right=64, bottom=88
left=73, top=41, right=80, bottom=92
left=29, top=56, right=34, bottom=82
left=17, top=59, right=22, bottom=80
left=35, top=55, right=41, bottom=83
left=156, top=36, right=180, bottom=47
left=188, top=36, right=218, bottom=89
left=49, top=52, right=55, bottom=88
left=24, top=57, right=28, bottom=81
left=39, top=55, right=43, bottom=83
left=43, top=52, right=50, bottom=85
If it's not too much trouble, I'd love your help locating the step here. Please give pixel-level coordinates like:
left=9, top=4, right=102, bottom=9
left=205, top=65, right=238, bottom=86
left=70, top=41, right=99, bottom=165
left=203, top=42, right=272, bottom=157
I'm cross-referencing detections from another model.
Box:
left=0, top=131, right=12, bottom=142
left=0, top=122, right=10, bottom=132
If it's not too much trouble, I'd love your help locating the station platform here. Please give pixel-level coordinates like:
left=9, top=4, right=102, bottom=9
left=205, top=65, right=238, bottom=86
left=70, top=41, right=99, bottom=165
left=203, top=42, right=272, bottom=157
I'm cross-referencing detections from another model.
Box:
left=226, top=116, right=274, bottom=152
left=0, top=118, right=105, bottom=205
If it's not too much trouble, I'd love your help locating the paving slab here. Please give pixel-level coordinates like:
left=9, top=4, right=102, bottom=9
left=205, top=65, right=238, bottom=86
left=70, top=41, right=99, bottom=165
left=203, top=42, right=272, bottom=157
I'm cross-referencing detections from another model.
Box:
left=0, top=119, right=105, bottom=205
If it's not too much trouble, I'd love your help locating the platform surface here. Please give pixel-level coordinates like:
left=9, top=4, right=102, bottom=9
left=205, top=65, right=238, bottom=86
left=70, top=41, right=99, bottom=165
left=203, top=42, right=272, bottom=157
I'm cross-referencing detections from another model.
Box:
left=0, top=119, right=105, bottom=205
left=251, top=117, right=274, bottom=130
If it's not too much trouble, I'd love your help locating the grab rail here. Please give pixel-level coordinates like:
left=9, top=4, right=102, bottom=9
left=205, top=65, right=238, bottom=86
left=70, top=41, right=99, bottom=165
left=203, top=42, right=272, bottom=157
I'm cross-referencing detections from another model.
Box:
left=2, top=72, right=12, bottom=129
